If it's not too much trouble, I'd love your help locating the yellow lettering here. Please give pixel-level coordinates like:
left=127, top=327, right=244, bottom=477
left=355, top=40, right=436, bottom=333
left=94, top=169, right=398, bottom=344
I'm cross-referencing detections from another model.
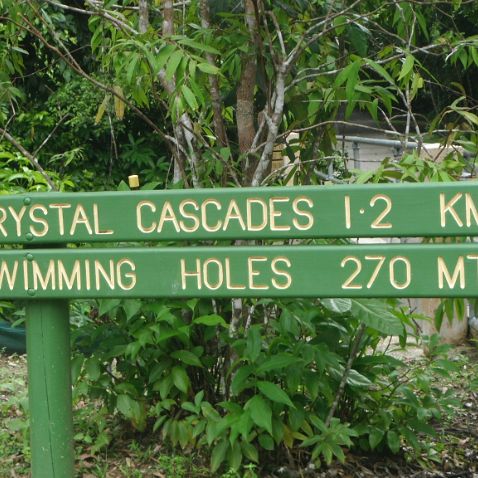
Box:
left=0, top=261, right=18, bottom=290
left=70, top=205, right=93, bottom=235
left=271, top=257, right=292, bottom=289
left=440, top=193, right=463, bottom=227
left=8, top=206, right=26, bottom=237
left=29, top=205, right=49, bottom=237
left=225, top=258, right=246, bottom=290
left=248, top=256, right=269, bottom=290
left=203, top=258, right=224, bottom=290
left=292, top=197, right=314, bottom=231
left=201, top=199, right=222, bottom=232
left=246, top=198, right=267, bottom=232
left=0, top=208, right=7, bottom=237
left=136, top=200, right=157, bottom=233
left=465, top=193, right=478, bottom=227
left=85, top=260, right=91, bottom=291
left=179, top=200, right=200, bottom=233
left=32, top=260, right=56, bottom=290
left=223, top=200, right=246, bottom=231
left=117, top=259, right=136, bottom=291
left=94, top=260, right=115, bottom=290
left=180, top=258, right=202, bottom=289
left=50, top=203, right=71, bottom=236
left=269, top=197, right=290, bottom=231
left=93, top=204, right=114, bottom=235
left=157, top=201, right=181, bottom=233
left=57, top=260, right=81, bottom=290
left=437, top=256, right=465, bottom=289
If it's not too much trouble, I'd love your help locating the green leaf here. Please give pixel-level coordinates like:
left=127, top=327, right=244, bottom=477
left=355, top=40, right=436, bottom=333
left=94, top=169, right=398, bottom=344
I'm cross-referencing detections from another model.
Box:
left=177, top=38, right=220, bottom=55
left=181, top=84, right=199, bottom=110
left=241, top=441, right=259, bottom=462
left=246, top=395, right=272, bottom=435
left=171, top=366, right=190, bottom=393
left=98, top=298, right=120, bottom=316
left=171, top=349, right=203, bottom=368
left=245, top=325, right=262, bottom=363
left=399, top=54, right=415, bottom=80
left=346, top=369, right=373, bottom=388
left=369, top=428, right=384, bottom=449
left=256, top=354, right=300, bottom=373
left=85, top=357, right=101, bottom=381
left=193, top=314, right=228, bottom=328
left=351, top=299, right=403, bottom=335
left=258, top=433, right=275, bottom=450
left=231, top=365, right=254, bottom=395
left=211, top=439, right=228, bottom=472
left=197, top=62, right=220, bottom=74
left=321, top=298, right=352, bottom=314
left=117, top=394, right=140, bottom=421
left=71, top=356, right=84, bottom=383
left=122, top=299, right=142, bottom=320
left=387, top=430, right=400, bottom=453
left=165, top=50, right=183, bottom=81
left=364, top=59, right=395, bottom=85
left=257, top=381, right=295, bottom=408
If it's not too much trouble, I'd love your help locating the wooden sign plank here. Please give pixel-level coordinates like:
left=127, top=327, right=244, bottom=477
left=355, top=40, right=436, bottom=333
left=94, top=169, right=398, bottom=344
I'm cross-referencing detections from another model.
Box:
left=2, top=243, right=478, bottom=298
left=1, top=182, right=478, bottom=243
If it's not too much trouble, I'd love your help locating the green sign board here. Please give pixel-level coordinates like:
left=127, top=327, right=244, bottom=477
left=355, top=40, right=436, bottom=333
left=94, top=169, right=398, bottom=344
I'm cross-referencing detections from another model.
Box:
left=1, top=182, right=478, bottom=244
left=4, top=183, right=477, bottom=478
left=1, top=244, right=476, bottom=299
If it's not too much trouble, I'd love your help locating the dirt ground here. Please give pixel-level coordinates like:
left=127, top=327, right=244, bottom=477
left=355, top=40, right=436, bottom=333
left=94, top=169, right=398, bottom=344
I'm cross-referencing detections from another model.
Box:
left=1, top=344, right=477, bottom=478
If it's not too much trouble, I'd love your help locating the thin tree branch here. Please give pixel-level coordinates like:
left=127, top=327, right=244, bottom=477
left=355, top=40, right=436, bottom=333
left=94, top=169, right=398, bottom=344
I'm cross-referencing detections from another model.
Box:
left=0, top=127, right=57, bottom=191
left=325, top=323, right=367, bottom=427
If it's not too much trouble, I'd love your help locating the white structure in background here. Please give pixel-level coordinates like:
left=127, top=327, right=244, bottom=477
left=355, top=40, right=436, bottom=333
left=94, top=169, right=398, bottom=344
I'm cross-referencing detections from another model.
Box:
left=272, top=124, right=474, bottom=344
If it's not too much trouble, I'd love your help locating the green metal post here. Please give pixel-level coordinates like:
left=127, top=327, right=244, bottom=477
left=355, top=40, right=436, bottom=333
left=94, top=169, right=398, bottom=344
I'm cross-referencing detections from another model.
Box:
left=26, top=300, right=74, bottom=478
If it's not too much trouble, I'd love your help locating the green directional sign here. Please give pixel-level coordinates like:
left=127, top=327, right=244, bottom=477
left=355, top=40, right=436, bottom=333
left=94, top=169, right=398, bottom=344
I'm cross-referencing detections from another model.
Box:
left=1, top=243, right=477, bottom=299
left=1, top=182, right=478, bottom=243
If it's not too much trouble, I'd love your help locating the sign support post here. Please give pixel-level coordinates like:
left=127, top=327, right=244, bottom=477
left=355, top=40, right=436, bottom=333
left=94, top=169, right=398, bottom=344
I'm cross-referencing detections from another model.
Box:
left=26, top=299, right=74, bottom=478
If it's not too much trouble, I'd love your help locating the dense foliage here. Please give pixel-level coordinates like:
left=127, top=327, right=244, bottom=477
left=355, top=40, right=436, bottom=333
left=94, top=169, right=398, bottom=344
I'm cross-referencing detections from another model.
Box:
left=1, top=0, right=478, bottom=475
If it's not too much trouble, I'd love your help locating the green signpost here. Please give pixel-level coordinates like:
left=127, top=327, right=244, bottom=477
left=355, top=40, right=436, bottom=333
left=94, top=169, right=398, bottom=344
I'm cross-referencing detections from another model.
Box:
left=1, top=182, right=477, bottom=477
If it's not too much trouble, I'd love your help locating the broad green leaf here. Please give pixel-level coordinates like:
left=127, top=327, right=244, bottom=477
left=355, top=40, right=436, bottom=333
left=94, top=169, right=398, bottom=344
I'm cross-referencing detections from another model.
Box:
left=211, top=439, right=228, bottom=472
left=231, top=365, right=254, bottom=395
left=117, top=394, right=140, bottom=421
left=351, top=299, right=403, bottom=335
left=122, top=299, right=142, bottom=320
left=126, top=53, right=140, bottom=84
left=321, top=298, right=352, bottom=314
left=171, top=349, right=203, bottom=368
left=257, top=381, right=295, bottom=408
left=98, top=298, right=120, bottom=316
left=369, top=428, right=384, bottom=449
left=258, top=433, right=275, bottom=450
left=228, top=440, right=242, bottom=470
left=241, top=441, right=258, bottom=463
left=399, top=54, right=415, bottom=80
left=245, top=325, right=262, bottom=363
left=171, top=366, right=190, bottom=393
left=387, top=430, right=400, bottom=453
left=165, top=50, right=183, bottom=80
left=197, top=62, right=220, bottom=74
left=246, top=395, right=272, bottom=434
left=364, top=59, right=395, bottom=86
left=181, top=84, right=198, bottom=110
left=193, top=314, right=227, bottom=328
left=177, top=38, right=220, bottom=55
left=85, top=357, right=101, bottom=381
left=256, top=354, right=300, bottom=373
